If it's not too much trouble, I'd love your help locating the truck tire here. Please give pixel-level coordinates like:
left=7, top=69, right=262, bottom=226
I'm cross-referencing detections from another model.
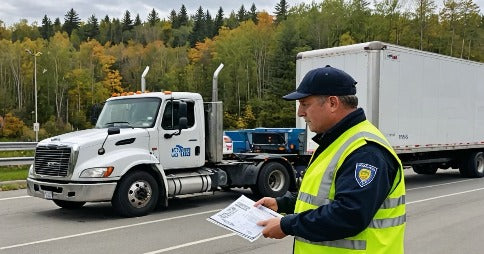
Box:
left=459, top=151, right=484, bottom=178
left=252, top=162, right=289, bottom=198
left=53, top=200, right=86, bottom=209
left=412, top=165, right=438, bottom=175
left=112, top=171, right=159, bottom=217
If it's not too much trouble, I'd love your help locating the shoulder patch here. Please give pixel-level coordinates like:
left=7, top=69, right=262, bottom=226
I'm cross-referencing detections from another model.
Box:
left=354, top=163, right=378, bottom=187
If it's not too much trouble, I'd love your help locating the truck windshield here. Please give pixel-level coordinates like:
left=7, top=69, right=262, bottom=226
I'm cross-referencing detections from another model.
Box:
left=95, top=97, right=161, bottom=128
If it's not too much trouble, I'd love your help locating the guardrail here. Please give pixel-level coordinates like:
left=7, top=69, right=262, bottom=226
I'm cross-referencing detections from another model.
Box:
left=0, top=142, right=37, bottom=151
left=0, top=157, right=34, bottom=166
left=0, top=142, right=37, bottom=166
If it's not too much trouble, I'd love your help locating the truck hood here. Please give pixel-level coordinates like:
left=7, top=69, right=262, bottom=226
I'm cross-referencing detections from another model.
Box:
left=38, top=128, right=149, bottom=148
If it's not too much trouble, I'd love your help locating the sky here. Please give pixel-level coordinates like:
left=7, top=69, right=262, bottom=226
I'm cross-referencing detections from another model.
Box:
left=0, top=0, right=483, bottom=27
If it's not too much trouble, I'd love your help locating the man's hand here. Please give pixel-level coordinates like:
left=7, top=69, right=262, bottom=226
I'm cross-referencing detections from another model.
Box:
left=254, top=197, right=278, bottom=211
left=257, top=217, right=287, bottom=239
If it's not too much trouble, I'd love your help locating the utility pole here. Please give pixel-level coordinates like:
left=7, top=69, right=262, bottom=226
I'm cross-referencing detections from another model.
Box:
left=25, top=49, right=42, bottom=142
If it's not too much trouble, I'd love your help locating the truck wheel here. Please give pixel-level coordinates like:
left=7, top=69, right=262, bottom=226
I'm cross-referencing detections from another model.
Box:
left=252, top=162, right=289, bottom=197
left=459, top=151, right=484, bottom=178
left=412, top=165, right=438, bottom=175
left=112, top=171, right=159, bottom=217
left=53, top=200, right=86, bottom=209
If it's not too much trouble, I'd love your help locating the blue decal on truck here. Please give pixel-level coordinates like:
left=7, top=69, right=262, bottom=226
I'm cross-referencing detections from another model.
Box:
left=171, top=145, right=191, bottom=157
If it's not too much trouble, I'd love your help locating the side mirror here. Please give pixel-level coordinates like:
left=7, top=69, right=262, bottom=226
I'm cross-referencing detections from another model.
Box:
left=108, top=127, right=120, bottom=135
left=164, top=101, right=188, bottom=139
left=179, top=117, right=188, bottom=130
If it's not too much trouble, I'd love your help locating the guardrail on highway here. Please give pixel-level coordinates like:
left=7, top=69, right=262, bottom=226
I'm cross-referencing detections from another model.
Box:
left=0, top=157, right=34, bottom=166
left=0, top=142, right=37, bottom=166
left=0, top=142, right=37, bottom=151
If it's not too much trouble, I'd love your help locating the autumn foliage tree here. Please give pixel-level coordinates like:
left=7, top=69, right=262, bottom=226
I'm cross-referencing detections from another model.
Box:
left=0, top=2, right=482, bottom=140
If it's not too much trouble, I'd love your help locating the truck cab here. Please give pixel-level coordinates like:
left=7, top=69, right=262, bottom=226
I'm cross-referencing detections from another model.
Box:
left=27, top=91, right=300, bottom=217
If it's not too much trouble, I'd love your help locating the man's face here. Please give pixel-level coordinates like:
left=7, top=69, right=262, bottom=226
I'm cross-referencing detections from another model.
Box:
left=297, top=95, right=332, bottom=134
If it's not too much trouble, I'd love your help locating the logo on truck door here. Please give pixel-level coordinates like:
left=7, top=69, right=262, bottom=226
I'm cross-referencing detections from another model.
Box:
left=171, top=145, right=191, bottom=157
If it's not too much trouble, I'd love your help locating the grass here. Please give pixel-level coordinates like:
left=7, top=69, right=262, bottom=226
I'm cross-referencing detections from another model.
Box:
left=0, top=150, right=33, bottom=191
left=0, top=150, right=34, bottom=158
left=0, top=182, right=27, bottom=191
left=0, top=165, right=29, bottom=191
left=0, top=165, right=29, bottom=181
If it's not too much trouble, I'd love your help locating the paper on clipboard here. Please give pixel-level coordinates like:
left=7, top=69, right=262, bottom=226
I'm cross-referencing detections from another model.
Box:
left=207, top=195, right=282, bottom=242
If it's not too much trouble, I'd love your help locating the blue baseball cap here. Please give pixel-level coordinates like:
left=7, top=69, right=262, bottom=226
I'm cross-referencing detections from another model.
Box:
left=283, top=65, right=357, bottom=100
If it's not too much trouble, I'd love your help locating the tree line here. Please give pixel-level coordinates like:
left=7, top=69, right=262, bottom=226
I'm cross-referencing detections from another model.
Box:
left=0, top=0, right=482, bottom=141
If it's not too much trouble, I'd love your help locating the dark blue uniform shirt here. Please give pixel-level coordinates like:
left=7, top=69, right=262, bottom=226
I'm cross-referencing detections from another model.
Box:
left=278, top=108, right=400, bottom=242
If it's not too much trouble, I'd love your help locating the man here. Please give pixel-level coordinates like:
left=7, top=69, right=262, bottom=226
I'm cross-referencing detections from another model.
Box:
left=255, top=65, right=406, bottom=253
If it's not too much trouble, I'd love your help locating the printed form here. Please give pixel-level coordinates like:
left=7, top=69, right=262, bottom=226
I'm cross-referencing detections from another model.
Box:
left=207, top=195, right=283, bottom=242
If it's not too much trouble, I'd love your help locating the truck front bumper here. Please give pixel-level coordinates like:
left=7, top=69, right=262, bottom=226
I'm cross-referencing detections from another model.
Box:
left=27, top=178, right=117, bottom=202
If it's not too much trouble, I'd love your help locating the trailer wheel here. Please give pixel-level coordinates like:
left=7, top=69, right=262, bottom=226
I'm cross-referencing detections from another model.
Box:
left=53, top=200, right=86, bottom=209
left=252, top=162, right=289, bottom=197
left=112, top=171, right=159, bottom=217
left=412, top=165, right=438, bottom=175
left=459, top=151, right=484, bottom=178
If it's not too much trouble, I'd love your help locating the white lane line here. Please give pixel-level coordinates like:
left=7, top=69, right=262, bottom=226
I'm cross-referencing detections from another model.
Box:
left=0, top=195, right=31, bottom=201
left=143, top=233, right=237, bottom=254
left=0, top=209, right=221, bottom=251
left=407, top=179, right=476, bottom=191
left=407, top=187, right=484, bottom=205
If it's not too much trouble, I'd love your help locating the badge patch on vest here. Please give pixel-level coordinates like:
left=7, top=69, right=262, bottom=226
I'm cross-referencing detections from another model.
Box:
left=355, top=163, right=378, bottom=187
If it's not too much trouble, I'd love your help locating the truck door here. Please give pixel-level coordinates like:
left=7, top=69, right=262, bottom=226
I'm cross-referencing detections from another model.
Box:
left=159, top=99, right=203, bottom=169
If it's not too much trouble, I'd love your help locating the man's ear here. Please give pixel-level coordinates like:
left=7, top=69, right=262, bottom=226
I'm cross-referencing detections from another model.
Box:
left=329, top=96, right=339, bottom=112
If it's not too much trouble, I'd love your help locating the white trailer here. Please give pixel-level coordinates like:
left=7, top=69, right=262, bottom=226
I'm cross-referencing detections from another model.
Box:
left=296, top=41, right=484, bottom=177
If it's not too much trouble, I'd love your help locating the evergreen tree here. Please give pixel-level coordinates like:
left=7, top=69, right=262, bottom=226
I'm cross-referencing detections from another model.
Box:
left=170, top=9, right=179, bottom=28
left=53, top=17, right=62, bottom=33
left=147, top=8, right=160, bottom=27
left=122, top=10, right=133, bottom=31
left=134, top=14, right=142, bottom=26
left=249, top=4, right=258, bottom=24
left=275, top=0, right=289, bottom=23
left=189, top=6, right=206, bottom=46
left=237, top=5, right=248, bottom=22
left=178, top=5, right=189, bottom=27
left=85, top=14, right=100, bottom=39
left=214, top=7, right=224, bottom=35
left=40, top=15, right=54, bottom=39
left=205, top=10, right=214, bottom=38
left=63, top=8, right=81, bottom=36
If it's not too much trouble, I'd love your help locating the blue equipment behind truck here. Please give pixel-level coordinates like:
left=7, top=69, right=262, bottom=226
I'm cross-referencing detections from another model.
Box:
left=224, top=128, right=305, bottom=154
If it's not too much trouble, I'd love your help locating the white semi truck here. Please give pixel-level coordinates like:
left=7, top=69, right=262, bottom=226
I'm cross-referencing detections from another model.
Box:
left=27, top=41, right=484, bottom=217
left=296, top=41, right=484, bottom=177
left=26, top=66, right=308, bottom=217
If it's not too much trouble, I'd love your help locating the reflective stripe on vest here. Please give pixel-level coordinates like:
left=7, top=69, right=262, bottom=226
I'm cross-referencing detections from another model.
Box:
left=295, top=237, right=367, bottom=250
left=369, top=214, right=406, bottom=228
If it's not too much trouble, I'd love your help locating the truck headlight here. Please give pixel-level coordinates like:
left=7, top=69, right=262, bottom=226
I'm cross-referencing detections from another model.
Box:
left=80, top=167, right=114, bottom=178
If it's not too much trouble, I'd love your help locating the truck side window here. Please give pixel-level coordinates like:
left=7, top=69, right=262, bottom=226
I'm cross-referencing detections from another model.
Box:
left=161, top=100, right=195, bottom=130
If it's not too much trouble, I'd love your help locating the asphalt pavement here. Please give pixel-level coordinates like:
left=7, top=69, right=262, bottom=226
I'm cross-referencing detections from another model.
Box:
left=1, top=169, right=484, bottom=254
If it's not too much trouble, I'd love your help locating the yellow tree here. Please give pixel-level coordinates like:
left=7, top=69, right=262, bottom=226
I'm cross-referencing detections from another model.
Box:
left=47, top=32, right=75, bottom=121
left=91, top=42, right=124, bottom=94
left=0, top=113, right=25, bottom=138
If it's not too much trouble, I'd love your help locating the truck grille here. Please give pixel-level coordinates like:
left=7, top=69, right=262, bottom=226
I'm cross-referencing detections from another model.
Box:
left=34, top=146, right=72, bottom=177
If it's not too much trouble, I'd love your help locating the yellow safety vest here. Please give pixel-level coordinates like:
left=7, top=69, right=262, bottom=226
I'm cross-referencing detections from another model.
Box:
left=294, top=120, right=406, bottom=254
